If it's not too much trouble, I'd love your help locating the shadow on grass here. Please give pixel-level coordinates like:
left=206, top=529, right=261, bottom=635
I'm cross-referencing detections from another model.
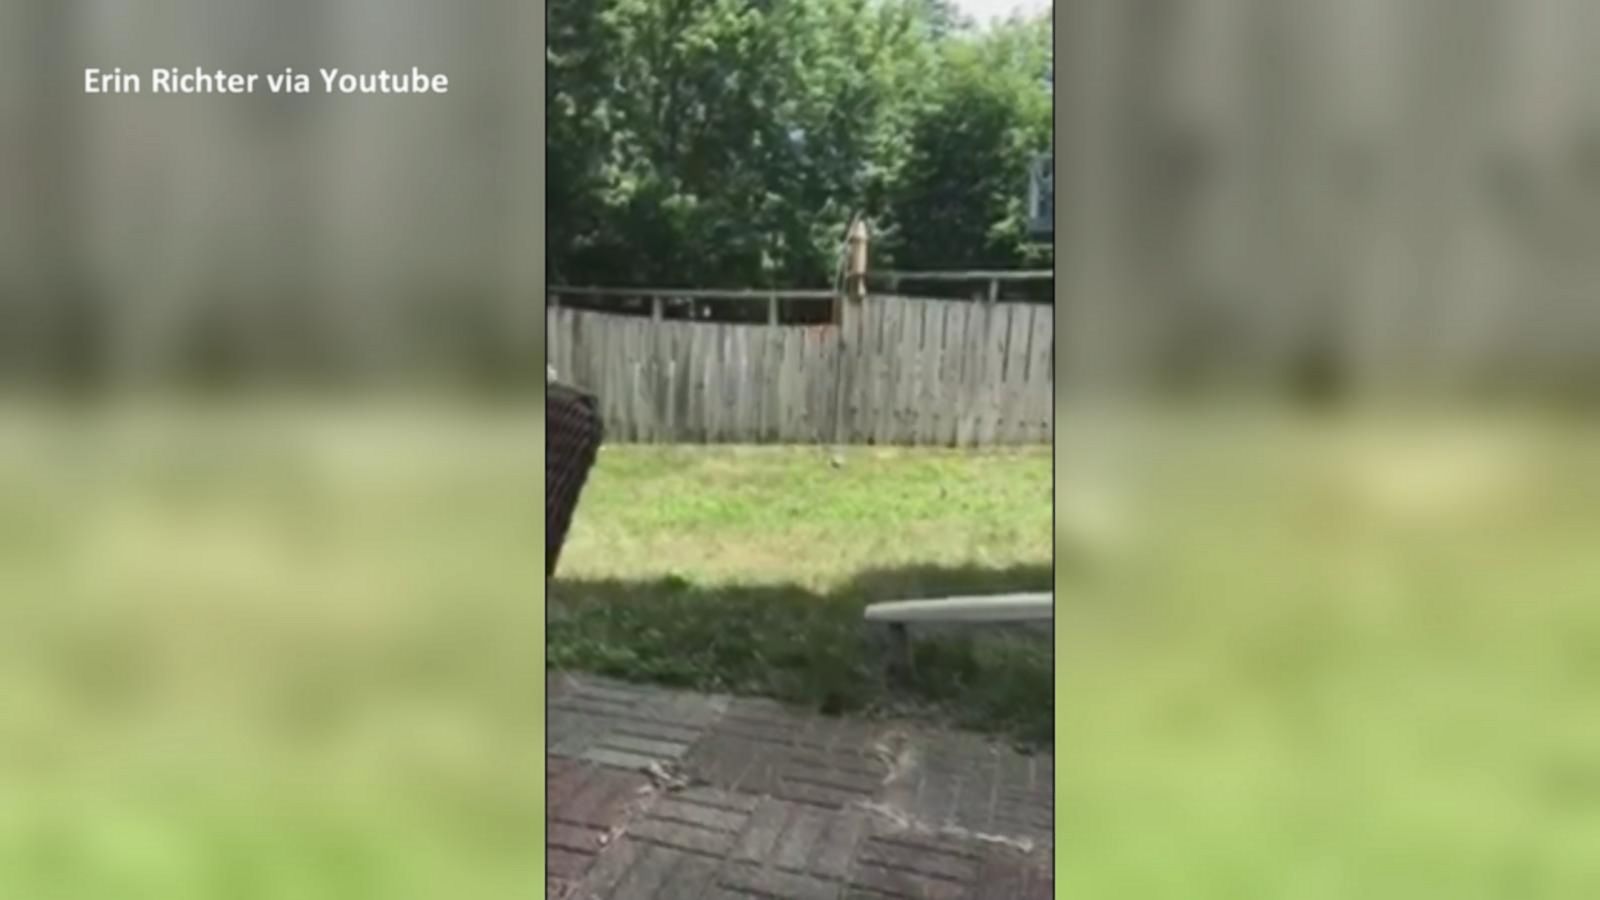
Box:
left=547, top=563, right=1055, bottom=748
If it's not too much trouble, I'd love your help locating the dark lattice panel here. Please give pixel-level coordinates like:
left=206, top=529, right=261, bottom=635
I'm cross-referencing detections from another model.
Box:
left=547, top=381, right=602, bottom=577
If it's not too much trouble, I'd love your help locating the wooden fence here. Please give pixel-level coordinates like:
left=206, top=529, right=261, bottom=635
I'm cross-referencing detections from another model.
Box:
left=1057, top=0, right=1600, bottom=394
left=547, top=293, right=1053, bottom=446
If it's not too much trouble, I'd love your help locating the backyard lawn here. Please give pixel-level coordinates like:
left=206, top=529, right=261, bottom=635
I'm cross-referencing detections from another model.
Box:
left=4, top=401, right=1597, bottom=897
left=0, top=402, right=542, bottom=899
left=553, top=409, right=1600, bottom=897
left=548, top=443, right=1056, bottom=742
left=1055, top=410, right=1600, bottom=898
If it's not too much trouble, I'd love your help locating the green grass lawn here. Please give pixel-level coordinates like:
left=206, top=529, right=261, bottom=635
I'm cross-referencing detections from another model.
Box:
left=1054, top=410, right=1600, bottom=898
left=554, top=410, right=1600, bottom=896
left=548, top=444, right=1056, bottom=743
left=0, top=402, right=541, bottom=899
left=7, top=400, right=1598, bottom=897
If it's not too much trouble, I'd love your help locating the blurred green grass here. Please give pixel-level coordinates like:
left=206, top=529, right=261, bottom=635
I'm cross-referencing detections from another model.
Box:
left=1056, top=410, right=1600, bottom=898
left=0, top=402, right=541, bottom=899
left=9, top=401, right=1600, bottom=896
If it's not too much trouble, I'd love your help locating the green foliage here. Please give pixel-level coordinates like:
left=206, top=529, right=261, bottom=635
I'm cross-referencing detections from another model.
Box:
left=546, top=0, right=1053, bottom=287
left=885, top=16, right=1054, bottom=270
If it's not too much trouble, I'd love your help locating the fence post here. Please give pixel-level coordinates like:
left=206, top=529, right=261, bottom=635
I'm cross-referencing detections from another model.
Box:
left=651, top=295, right=663, bottom=322
left=988, top=278, right=1000, bottom=304
left=768, top=294, right=778, bottom=326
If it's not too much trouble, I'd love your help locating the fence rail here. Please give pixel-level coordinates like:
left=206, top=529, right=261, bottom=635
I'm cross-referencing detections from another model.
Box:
left=549, top=285, right=838, bottom=327
left=870, top=270, right=1055, bottom=304
left=547, top=293, right=1053, bottom=446
left=549, top=286, right=837, bottom=301
left=872, top=270, right=1054, bottom=282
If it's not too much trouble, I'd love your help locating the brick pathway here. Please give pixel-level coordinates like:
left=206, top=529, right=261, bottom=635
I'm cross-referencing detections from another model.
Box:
left=547, top=674, right=1053, bottom=900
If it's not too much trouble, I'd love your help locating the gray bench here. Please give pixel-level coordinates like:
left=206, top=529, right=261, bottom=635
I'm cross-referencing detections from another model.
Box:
left=865, top=592, right=1053, bottom=678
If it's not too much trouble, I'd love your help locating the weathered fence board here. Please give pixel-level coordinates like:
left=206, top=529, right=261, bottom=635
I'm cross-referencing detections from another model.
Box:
left=548, top=294, right=1053, bottom=446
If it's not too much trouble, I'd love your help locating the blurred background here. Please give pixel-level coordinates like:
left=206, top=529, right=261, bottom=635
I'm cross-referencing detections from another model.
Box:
left=1, top=2, right=542, bottom=898
left=1054, top=1, right=1600, bottom=896
left=1057, top=0, right=1600, bottom=404
left=1, top=0, right=543, bottom=389
left=6, top=0, right=1600, bottom=895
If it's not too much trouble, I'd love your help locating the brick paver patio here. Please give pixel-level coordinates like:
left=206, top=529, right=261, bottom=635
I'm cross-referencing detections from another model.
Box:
left=547, top=673, right=1053, bottom=900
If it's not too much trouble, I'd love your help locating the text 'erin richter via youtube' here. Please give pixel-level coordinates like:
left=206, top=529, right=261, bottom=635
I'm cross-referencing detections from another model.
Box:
left=83, top=66, right=450, bottom=95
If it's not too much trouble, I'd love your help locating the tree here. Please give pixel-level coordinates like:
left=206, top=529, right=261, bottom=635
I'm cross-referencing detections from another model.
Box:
left=880, top=12, right=1053, bottom=272
left=545, top=0, right=1052, bottom=287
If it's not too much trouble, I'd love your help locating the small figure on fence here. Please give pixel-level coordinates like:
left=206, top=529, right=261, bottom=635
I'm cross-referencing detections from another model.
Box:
left=547, top=379, right=603, bottom=577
